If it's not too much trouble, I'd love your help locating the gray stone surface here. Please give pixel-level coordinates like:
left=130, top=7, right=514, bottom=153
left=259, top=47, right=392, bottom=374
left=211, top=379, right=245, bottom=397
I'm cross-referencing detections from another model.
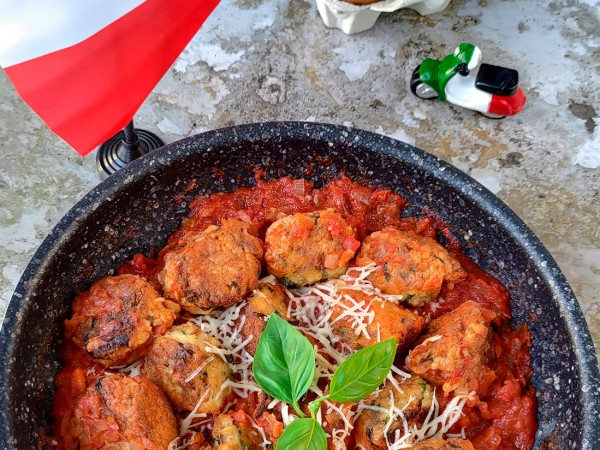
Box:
left=0, top=0, right=599, bottom=360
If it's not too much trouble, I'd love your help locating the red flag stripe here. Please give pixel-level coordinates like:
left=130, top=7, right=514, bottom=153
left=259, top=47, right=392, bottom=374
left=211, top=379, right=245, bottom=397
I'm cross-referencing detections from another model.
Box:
left=4, top=0, right=220, bottom=156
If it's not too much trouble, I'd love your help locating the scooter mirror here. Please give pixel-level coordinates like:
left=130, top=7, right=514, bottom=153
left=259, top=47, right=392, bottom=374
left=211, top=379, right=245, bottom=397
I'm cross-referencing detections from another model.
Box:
left=456, top=63, right=470, bottom=77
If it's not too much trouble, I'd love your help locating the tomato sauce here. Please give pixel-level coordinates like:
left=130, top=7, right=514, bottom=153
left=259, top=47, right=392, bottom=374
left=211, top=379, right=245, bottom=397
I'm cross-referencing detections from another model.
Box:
left=51, top=341, right=107, bottom=446
left=423, top=251, right=512, bottom=323
left=55, top=174, right=537, bottom=450
left=452, top=325, right=537, bottom=449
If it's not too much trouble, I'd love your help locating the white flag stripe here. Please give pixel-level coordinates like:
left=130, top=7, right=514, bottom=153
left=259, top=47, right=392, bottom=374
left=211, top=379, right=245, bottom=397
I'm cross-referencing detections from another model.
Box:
left=0, top=0, right=146, bottom=68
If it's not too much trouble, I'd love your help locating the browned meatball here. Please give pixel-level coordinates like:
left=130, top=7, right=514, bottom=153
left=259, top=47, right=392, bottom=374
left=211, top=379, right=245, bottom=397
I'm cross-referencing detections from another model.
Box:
left=265, top=209, right=360, bottom=287
left=65, top=274, right=179, bottom=366
left=212, top=414, right=247, bottom=449
left=143, top=322, right=232, bottom=413
left=64, top=373, right=177, bottom=450
left=331, top=289, right=425, bottom=354
left=411, top=438, right=475, bottom=450
left=407, top=301, right=497, bottom=396
left=240, top=280, right=290, bottom=355
left=355, top=375, right=434, bottom=449
left=212, top=412, right=266, bottom=449
left=356, top=227, right=466, bottom=306
left=160, top=219, right=264, bottom=314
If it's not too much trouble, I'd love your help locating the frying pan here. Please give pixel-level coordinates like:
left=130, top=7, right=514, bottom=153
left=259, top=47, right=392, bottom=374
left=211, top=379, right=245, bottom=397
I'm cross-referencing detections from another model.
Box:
left=0, top=122, right=598, bottom=449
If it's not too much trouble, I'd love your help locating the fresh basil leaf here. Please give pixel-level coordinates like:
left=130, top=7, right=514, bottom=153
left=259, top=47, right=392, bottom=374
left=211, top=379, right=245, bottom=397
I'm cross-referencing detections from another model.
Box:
left=252, top=314, right=315, bottom=414
left=276, top=418, right=327, bottom=450
left=328, top=338, right=396, bottom=403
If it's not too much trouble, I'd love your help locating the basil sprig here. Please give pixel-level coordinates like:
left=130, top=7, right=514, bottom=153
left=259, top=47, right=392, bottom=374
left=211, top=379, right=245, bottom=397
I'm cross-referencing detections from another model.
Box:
left=252, top=313, right=315, bottom=416
left=253, top=315, right=398, bottom=450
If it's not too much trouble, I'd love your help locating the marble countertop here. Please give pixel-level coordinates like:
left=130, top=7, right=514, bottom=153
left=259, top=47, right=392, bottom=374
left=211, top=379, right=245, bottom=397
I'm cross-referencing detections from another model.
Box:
left=1, top=0, right=599, bottom=357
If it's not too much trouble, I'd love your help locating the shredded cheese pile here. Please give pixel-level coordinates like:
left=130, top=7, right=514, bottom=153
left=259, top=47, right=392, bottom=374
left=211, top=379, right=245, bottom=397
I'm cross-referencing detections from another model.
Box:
left=338, top=263, right=406, bottom=304
left=355, top=389, right=474, bottom=450
left=190, top=303, right=261, bottom=399
left=169, top=303, right=267, bottom=448
left=159, top=266, right=471, bottom=449
left=284, top=265, right=413, bottom=449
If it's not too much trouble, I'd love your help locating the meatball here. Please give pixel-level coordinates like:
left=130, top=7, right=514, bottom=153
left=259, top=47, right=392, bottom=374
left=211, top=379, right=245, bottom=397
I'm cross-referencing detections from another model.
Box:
left=143, top=322, right=232, bottom=413
left=411, top=438, right=475, bottom=450
left=265, top=209, right=360, bottom=287
left=212, top=414, right=247, bottom=449
left=355, top=375, right=434, bottom=449
left=356, top=227, right=466, bottom=306
left=331, top=289, right=425, bottom=354
left=212, top=411, right=266, bottom=449
left=64, top=373, right=177, bottom=450
left=240, top=280, right=291, bottom=355
left=407, top=301, right=497, bottom=395
left=160, top=219, right=264, bottom=314
left=65, top=274, right=179, bottom=366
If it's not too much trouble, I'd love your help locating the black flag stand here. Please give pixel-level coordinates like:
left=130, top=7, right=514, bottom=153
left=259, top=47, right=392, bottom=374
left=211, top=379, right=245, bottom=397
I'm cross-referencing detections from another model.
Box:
left=96, top=120, right=165, bottom=179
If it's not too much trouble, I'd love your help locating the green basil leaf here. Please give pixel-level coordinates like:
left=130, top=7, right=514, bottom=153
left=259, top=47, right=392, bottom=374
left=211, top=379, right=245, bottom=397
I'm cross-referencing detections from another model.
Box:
left=328, top=338, right=397, bottom=403
left=252, top=314, right=315, bottom=413
left=275, top=418, right=327, bottom=450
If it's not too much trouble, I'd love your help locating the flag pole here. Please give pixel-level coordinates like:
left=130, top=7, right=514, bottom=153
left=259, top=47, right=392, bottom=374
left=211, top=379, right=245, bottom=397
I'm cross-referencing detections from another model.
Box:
left=96, top=119, right=165, bottom=179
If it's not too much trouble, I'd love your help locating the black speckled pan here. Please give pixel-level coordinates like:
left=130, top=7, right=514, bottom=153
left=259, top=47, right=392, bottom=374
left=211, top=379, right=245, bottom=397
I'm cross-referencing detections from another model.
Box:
left=0, top=122, right=598, bottom=449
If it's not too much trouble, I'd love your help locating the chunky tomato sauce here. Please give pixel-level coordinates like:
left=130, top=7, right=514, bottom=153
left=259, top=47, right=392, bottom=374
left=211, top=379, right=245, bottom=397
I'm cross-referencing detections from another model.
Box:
left=450, top=325, right=537, bottom=449
left=423, top=252, right=512, bottom=323
left=54, top=174, right=537, bottom=450
left=52, top=342, right=107, bottom=442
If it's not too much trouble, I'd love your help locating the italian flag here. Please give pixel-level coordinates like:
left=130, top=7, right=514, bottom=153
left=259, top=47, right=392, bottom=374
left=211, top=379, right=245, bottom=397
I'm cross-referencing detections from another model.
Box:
left=0, top=0, right=220, bottom=156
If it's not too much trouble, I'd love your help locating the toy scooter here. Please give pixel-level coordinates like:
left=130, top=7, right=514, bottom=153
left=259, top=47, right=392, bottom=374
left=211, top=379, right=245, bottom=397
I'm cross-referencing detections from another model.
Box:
left=410, top=43, right=526, bottom=118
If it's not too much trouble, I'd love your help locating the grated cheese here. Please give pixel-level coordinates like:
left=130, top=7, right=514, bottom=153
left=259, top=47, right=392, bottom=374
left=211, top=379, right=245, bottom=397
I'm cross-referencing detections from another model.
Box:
left=167, top=431, right=198, bottom=450
left=189, top=302, right=260, bottom=399
left=114, top=359, right=143, bottom=377
left=354, top=387, right=473, bottom=449
left=410, top=389, right=474, bottom=442
left=283, top=264, right=422, bottom=449
left=283, top=265, right=407, bottom=449
left=267, top=399, right=280, bottom=410
left=339, top=264, right=406, bottom=304
left=178, top=391, right=209, bottom=436
left=324, top=399, right=354, bottom=432
left=249, top=416, right=272, bottom=449
left=184, top=355, right=215, bottom=383
left=280, top=402, right=294, bottom=426
left=419, top=335, right=442, bottom=345
left=384, top=371, right=405, bottom=395
left=384, top=392, right=414, bottom=450
left=390, top=365, right=412, bottom=379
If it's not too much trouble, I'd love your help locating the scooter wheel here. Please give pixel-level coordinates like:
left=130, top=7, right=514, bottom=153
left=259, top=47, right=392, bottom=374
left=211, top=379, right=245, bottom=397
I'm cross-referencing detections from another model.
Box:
left=480, top=112, right=506, bottom=119
left=410, top=65, right=438, bottom=100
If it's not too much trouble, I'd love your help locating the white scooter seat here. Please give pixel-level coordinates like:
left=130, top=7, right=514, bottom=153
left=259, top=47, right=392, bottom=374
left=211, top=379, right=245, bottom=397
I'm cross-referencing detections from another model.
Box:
left=445, top=73, right=492, bottom=114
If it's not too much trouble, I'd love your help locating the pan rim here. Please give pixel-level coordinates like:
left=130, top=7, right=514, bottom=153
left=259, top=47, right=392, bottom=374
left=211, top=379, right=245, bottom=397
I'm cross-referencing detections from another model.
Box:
left=1, top=121, right=598, bottom=449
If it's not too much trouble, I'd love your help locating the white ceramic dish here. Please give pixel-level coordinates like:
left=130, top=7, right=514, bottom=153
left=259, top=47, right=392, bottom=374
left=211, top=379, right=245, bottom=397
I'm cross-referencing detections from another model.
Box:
left=316, top=0, right=450, bottom=35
